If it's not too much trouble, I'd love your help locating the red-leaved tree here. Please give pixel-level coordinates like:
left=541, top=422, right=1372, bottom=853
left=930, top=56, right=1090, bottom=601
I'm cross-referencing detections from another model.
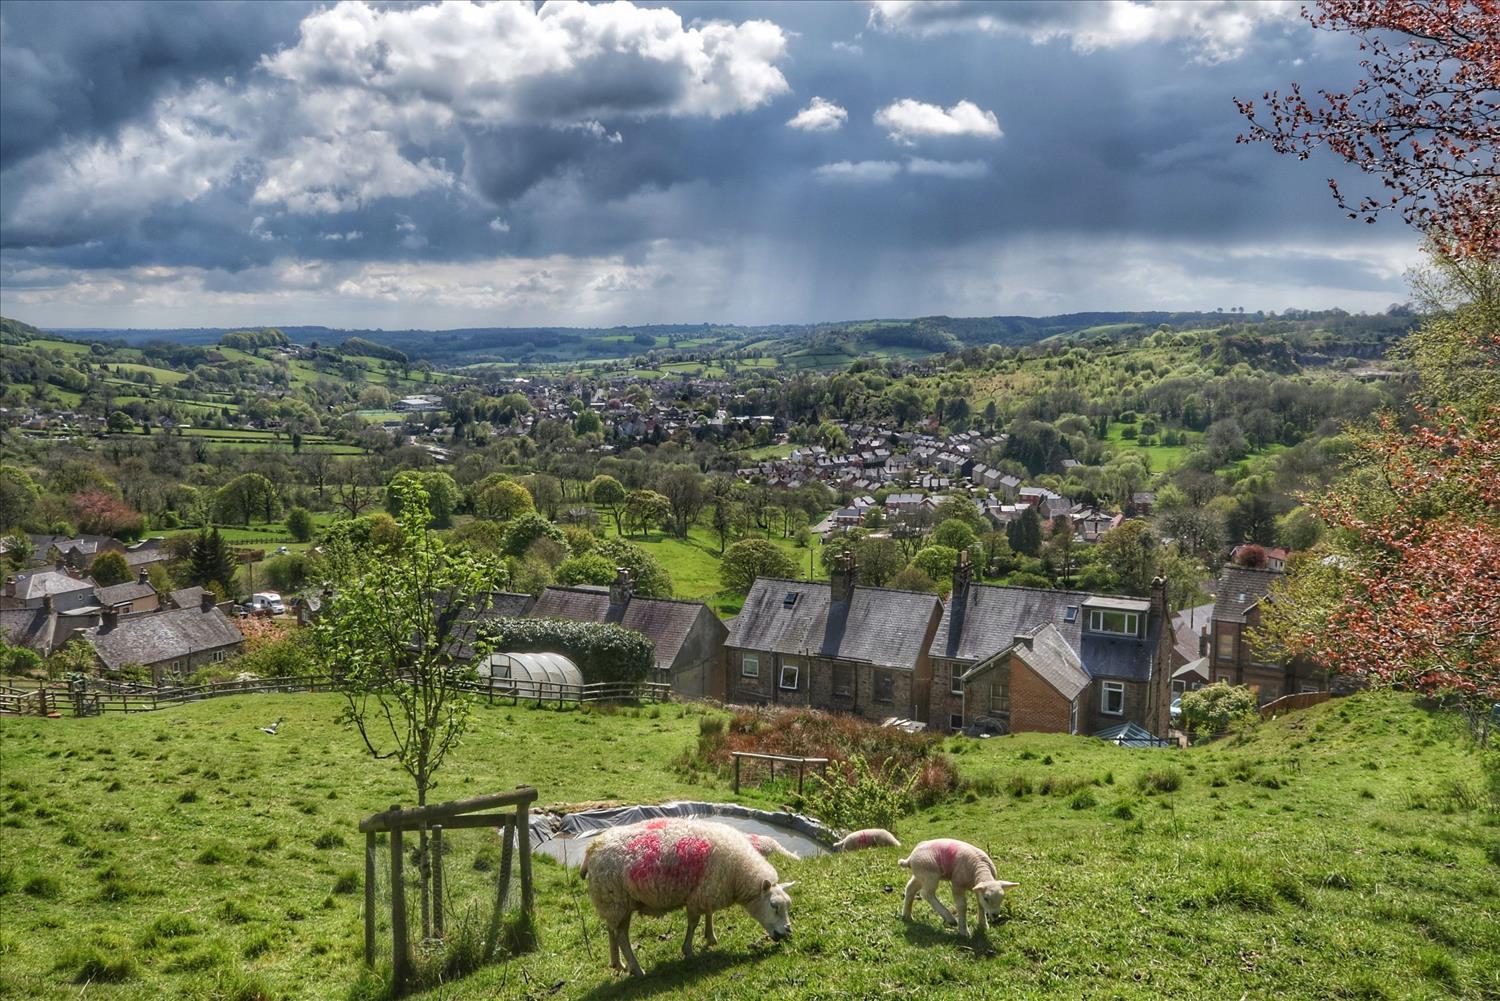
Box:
left=70, top=491, right=143, bottom=538
left=1236, top=0, right=1500, bottom=258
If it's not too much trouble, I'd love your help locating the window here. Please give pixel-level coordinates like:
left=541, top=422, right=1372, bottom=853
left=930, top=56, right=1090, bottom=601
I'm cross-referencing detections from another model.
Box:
left=949, top=664, right=963, bottom=696
left=949, top=714, right=964, bottom=732
left=1300, top=683, right=1321, bottom=694
left=779, top=663, right=800, bottom=691
left=988, top=681, right=1009, bottom=714
left=1069, top=700, right=1079, bottom=735
left=1063, top=605, right=1078, bottom=623
left=1215, top=629, right=1235, bottom=662
left=832, top=663, right=854, bottom=697
left=783, top=592, right=799, bottom=608
left=874, top=672, right=895, bottom=704
left=1087, top=609, right=1139, bottom=636
left=1101, top=680, right=1125, bottom=716
left=1171, top=679, right=1186, bottom=695
left=741, top=655, right=759, bottom=679
left=213, top=650, right=226, bottom=663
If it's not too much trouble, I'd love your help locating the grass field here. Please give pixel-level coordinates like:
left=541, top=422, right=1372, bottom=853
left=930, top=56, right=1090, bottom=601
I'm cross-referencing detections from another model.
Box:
left=0, top=692, right=1494, bottom=1000
left=1103, top=422, right=1202, bottom=472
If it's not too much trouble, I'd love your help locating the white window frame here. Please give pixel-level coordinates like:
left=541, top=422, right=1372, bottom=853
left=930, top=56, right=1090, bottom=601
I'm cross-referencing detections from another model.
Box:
left=1171, top=679, right=1186, bottom=695
left=1101, top=680, right=1125, bottom=716
left=1069, top=700, right=1079, bottom=735
left=1087, top=609, right=1139, bottom=637
left=741, top=655, right=759, bottom=679
left=949, top=664, right=963, bottom=696
left=1300, top=683, right=1321, bottom=694
left=779, top=663, right=800, bottom=691
left=213, top=650, right=226, bottom=663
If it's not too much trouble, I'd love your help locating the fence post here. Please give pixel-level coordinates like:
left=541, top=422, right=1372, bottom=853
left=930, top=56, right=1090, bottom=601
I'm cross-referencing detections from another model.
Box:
left=432, top=825, right=444, bottom=937
left=733, top=755, right=742, bottom=795
left=364, top=831, right=377, bottom=965
left=515, top=792, right=534, bottom=923
left=797, top=760, right=806, bottom=798
left=390, top=818, right=410, bottom=991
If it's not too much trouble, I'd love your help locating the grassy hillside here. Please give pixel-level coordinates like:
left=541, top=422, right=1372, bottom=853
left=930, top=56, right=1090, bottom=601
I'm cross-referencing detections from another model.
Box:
left=0, top=692, right=1494, bottom=1000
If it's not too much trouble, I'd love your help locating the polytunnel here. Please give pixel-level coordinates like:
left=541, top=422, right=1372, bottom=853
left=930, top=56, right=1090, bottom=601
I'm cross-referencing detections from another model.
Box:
left=479, top=651, right=583, bottom=701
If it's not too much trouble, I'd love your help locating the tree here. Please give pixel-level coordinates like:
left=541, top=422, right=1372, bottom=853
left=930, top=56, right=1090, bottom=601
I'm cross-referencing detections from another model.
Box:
left=589, top=475, right=627, bottom=535
left=932, top=496, right=986, bottom=533
left=555, top=552, right=617, bottom=587
left=719, top=539, right=797, bottom=594
left=0, top=466, right=42, bottom=530
left=501, top=512, right=565, bottom=558
left=889, top=566, right=938, bottom=593
left=1096, top=520, right=1158, bottom=596
left=590, top=538, right=674, bottom=598
left=527, top=474, right=563, bottom=521
left=2, top=532, right=33, bottom=571
left=387, top=470, right=460, bottom=528
left=286, top=507, right=315, bottom=543
left=658, top=467, right=706, bottom=539
left=1157, top=507, right=1225, bottom=559
left=1044, top=516, right=1076, bottom=586
left=1179, top=683, right=1258, bottom=741
left=932, top=518, right=977, bottom=552
left=623, top=489, right=669, bottom=538
left=910, top=545, right=959, bottom=589
left=215, top=473, right=280, bottom=526
left=854, top=537, right=905, bottom=587
left=1006, top=507, right=1043, bottom=558
left=89, top=550, right=131, bottom=587
left=707, top=475, right=735, bottom=555
left=1236, top=1, right=1500, bottom=258
left=107, top=410, right=134, bottom=433
left=1234, top=544, right=1268, bottom=568
left=313, top=478, right=504, bottom=942
left=471, top=477, right=534, bottom=522
left=188, top=528, right=239, bottom=592
left=333, top=460, right=380, bottom=518
left=70, top=492, right=143, bottom=538
left=573, top=410, right=602, bottom=436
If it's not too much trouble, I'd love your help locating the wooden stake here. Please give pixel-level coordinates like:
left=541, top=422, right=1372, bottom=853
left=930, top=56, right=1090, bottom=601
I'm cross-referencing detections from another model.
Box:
left=390, top=823, right=409, bottom=991
left=364, top=831, right=377, bottom=965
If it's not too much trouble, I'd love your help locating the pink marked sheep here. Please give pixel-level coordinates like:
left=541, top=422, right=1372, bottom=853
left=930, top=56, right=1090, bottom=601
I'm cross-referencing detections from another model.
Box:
left=832, top=828, right=900, bottom=852
left=899, top=838, right=1018, bottom=936
left=581, top=819, right=795, bottom=976
left=746, top=832, right=799, bottom=861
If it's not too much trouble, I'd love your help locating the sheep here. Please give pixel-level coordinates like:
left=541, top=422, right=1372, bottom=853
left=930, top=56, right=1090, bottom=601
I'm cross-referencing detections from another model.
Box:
left=746, top=832, right=799, bottom=861
left=832, top=828, right=900, bottom=852
left=581, top=818, right=795, bottom=976
left=899, top=838, right=1019, bottom=937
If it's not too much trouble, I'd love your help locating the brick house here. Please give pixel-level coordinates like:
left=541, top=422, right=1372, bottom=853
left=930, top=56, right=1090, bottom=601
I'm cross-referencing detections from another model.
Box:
left=530, top=571, right=727, bottom=699
left=928, top=553, right=1173, bottom=736
left=724, top=556, right=942, bottom=723
left=1210, top=566, right=1327, bottom=703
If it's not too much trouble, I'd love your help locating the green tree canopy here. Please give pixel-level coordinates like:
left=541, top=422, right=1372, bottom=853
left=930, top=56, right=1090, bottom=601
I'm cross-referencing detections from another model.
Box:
left=89, top=550, right=131, bottom=587
left=719, top=539, right=797, bottom=593
left=386, top=470, right=460, bottom=528
left=286, top=507, right=315, bottom=543
left=590, top=538, right=674, bottom=598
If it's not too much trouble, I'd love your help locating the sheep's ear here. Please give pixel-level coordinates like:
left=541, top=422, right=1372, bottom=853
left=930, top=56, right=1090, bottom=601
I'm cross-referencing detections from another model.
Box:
left=999, top=881, right=1020, bottom=890
left=777, top=881, right=797, bottom=891
left=762, top=878, right=773, bottom=893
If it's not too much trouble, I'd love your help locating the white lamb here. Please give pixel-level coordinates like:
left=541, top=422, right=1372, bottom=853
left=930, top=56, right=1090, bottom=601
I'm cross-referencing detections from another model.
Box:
left=899, top=838, right=1019, bottom=937
left=581, top=818, right=795, bottom=976
left=833, top=828, right=901, bottom=852
left=745, top=832, right=799, bottom=861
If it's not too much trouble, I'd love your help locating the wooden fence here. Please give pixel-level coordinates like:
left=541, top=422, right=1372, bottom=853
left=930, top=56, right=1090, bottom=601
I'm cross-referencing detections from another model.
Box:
left=1259, top=690, right=1330, bottom=719
left=359, top=786, right=538, bottom=992
left=730, top=751, right=830, bottom=796
left=0, top=674, right=669, bottom=717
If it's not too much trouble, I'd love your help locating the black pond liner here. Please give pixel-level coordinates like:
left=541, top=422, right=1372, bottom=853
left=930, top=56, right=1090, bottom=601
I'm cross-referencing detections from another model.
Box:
left=530, top=801, right=836, bottom=868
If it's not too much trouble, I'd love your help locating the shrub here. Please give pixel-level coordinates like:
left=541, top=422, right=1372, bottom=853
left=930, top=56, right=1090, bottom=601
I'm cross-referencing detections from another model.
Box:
left=1137, top=767, right=1184, bottom=794
left=1180, top=683, right=1258, bottom=740
left=285, top=507, right=315, bottom=542
left=479, top=617, right=654, bottom=684
left=807, top=754, right=919, bottom=833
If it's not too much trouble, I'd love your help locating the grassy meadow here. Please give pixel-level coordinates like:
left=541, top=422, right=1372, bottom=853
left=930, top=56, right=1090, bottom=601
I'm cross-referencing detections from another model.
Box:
left=0, top=692, right=1495, bottom=1000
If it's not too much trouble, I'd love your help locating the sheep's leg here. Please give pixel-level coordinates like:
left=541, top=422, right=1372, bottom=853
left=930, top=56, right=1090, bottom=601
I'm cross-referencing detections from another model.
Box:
left=902, top=877, right=919, bottom=920
left=704, top=911, right=718, bottom=947
left=616, top=915, right=644, bottom=977
left=923, top=886, right=957, bottom=928
left=682, top=912, right=699, bottom=958
left=974, top=894, right=988, bottom=935
left=954, top=889, right=968, bottom=937
left=607, top=924, right=623, bottom=972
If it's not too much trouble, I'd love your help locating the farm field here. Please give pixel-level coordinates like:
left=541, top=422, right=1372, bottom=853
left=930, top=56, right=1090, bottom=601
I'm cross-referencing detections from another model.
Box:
left=1103, top=422, right=1202, bottom=472
left=0, top=692, right=1493, bottom=1000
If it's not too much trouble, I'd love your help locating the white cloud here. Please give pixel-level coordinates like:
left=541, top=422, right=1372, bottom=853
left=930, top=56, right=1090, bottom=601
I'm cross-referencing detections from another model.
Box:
left=874, top=99, right=1001, bottom=144
left=787, top=96, right=848, bottom=132
left=489, top=218, right=511, bottom=233
left=253, top=132, right=452, bottom=214
left=867, top=0, right=1296, bottom=63
left=906, top=157, right=989, bottom=178
left=814, top=160, right=903, bottom=182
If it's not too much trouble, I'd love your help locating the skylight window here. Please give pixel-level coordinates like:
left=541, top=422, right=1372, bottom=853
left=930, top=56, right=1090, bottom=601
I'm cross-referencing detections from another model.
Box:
left=1064, top=606, right=1078, bottom=623
left=784, top=592, right=800, bottom=608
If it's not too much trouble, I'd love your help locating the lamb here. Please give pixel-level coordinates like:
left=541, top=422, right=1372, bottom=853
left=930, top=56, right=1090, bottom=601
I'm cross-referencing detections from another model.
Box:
left=581, top=818, right=795, bottom=976
left=899, top=838, right=1019, bottom=937
left=746, top=832, right=799, bottom=861
left=833, top=828, right=900, bottom=852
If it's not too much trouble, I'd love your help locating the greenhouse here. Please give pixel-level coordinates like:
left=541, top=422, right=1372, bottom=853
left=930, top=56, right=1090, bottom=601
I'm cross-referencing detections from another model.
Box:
left=478, top=651, right=583, bottom=701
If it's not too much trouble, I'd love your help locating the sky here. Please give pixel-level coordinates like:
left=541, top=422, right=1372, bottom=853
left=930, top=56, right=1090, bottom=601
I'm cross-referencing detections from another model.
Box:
left=0, top=0, right=1424, bottom=330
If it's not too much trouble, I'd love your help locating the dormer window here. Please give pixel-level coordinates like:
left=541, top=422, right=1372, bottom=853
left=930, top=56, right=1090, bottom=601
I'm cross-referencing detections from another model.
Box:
left=1087, top=609, right=1139, bottom=637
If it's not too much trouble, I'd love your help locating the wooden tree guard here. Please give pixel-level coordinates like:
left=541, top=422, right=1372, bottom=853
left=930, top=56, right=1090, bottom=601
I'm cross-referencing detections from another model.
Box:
left=359, top=786, right=538, bottom=991
left=730, top=752, right=830, bottom=796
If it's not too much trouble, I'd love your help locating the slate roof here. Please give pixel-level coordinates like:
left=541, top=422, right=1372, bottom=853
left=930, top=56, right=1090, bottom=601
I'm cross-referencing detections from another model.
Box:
left=965, top=623, right=1089, bottom=700
left=531, top=586, right=721, bottom=672
left=0, top=607, right=55, bottom=653
left=444, top=591, right=538, bottom=661
left=1213, top=567, right=1283, bottom=624
left=167, top=586, right=208, bottom=610
left=1170, top=602, right=1214, bottom=666
left=12, top=569, right=96, bottom=601
left=124, top=548, right=170, bottom=568
left=930, top=582, right=1162, bottom=683
left=97, top=581, right=155, bottom=607
left=85, top=606, right=244, bottom=670
left=725, top=578, right=941, bottom=671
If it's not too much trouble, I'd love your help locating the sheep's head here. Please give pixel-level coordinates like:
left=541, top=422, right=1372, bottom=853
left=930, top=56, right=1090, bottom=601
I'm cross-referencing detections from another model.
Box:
left=974, top=879, right=1020, bottom=920
left=745, top=879, right=795, bottom=941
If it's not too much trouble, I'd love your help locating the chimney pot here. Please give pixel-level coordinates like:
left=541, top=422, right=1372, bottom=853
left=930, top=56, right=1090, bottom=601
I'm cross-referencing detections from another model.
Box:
left=138, top=569, right=149, bottom=585
left=830, top=550, right=856, bottom=603
left=201, top=590, right=216, bottom=611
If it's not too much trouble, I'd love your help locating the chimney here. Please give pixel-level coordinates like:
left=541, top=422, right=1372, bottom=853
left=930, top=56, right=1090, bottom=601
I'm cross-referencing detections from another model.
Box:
left=953, top=548, right=973, bottom=600
left=200, top=590, right=216, bottom=612
left=55, top=558, right=66, bottom=573
left=1199, top=625, right=1210, bottom=657
left=101, top=607, right=118, bottom=632
left=609, top=567, right=634, bottom=608
left=1012, top=630, right=1035, bottom=651
left=3, top=576, right=13, bottom=599
left=42, top=594, right=53, bottom=615
left=138, top=569, right=149, bottom=585
left=830, top=551, right=856, bottom=604
left=1150, top=574, right=1168, bottom=621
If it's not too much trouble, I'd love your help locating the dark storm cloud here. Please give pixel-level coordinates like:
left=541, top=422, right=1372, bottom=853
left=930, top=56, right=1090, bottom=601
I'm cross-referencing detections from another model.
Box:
left=0, top=0, right=1416, bottom=326
left=0, top=0, right=307, bottom=168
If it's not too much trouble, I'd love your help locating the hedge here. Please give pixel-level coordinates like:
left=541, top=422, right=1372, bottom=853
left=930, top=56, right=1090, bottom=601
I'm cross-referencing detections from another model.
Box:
left=481, top=617, right=655, bottom=685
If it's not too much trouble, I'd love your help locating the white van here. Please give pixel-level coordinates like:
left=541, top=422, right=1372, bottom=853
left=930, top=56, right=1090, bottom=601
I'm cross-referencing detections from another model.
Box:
left=250, top=592, right=286, bottom=615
